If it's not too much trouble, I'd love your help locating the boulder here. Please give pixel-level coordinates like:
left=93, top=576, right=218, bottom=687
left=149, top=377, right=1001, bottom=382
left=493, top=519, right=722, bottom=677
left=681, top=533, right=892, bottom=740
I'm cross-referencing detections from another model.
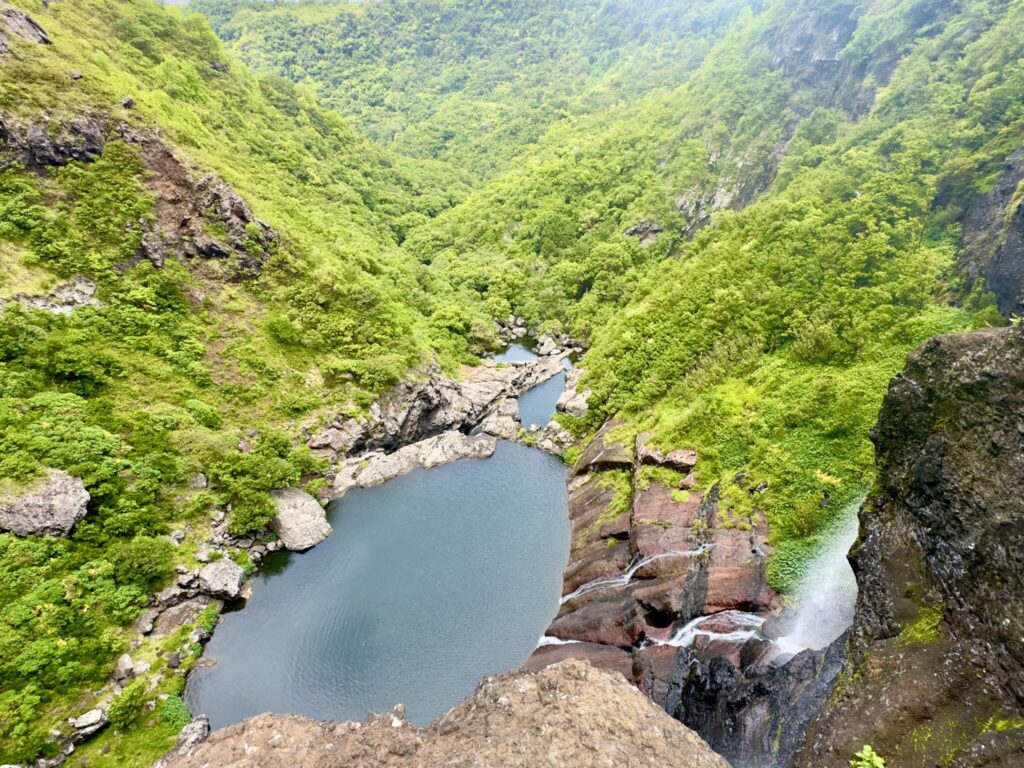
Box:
left=197, top=560, right=244, bottom=600
left=269, top=488, right=332, bottom=551
left=0, top=470, right=89, bottom=537
left=636, top=433, right=698, bottom=472
left=113, top=653, right=134, bottom=682
left=556, top=367, right=591, bottom=418
left=535, top=335, right=559, bottom=356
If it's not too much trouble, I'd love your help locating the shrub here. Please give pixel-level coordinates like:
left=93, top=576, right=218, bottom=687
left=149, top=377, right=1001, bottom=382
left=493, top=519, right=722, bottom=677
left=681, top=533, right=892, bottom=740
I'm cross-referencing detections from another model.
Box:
left=851, top=745, right=886, bottom=768
left=158, top=695, right=192, bottom=729
left=107, top=679, right=148, bottom=731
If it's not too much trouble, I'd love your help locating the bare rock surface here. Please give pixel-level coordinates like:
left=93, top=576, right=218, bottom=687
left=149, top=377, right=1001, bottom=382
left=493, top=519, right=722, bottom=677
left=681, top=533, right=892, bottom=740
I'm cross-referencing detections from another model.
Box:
left=0, top=4, right=50, bottom=45
left=0, top=276, right=100, bottom=315
left=197, top=560, right=244, bottom=600
left=331, top=431, right=497, bottom=499
left=160, top=660, right=729, bottom=768
left=270, top=488, right=332, bottom=551
left=310, top=355, right=567, bottom=463
left=0, top=470, right=89, bottom=537
left=556, top=366, right=591, bottom=418
left=474, top=396, right=521, bottom=440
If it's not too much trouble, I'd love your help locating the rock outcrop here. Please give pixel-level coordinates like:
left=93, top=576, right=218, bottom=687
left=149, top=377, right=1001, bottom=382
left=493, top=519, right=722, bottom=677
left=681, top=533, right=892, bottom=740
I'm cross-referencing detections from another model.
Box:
left=197, top=560, right=245, bottom=600
left=330, top=431, right=497, bottom=499
left=527, top=419, right=849, bottom=767
left=309, top=355, right=567, bottom=463
left=160, top=660, right=730, bottom=768
left=474, top=396, right=521, bottom=440
left=794, top=326, right=1024, bottom=768
left=960, top=147, right=1024, bottom=316
left=1, top=113, right=278, bottom=277
left=556, top=366, right=591, bottom=418
left=270, top=489, right=332, bottom=551
left=0, top=4, right=50, bottom=46
left=0, top=470, right=89, bottom=537
left=0, top=276, right=100, bottom=315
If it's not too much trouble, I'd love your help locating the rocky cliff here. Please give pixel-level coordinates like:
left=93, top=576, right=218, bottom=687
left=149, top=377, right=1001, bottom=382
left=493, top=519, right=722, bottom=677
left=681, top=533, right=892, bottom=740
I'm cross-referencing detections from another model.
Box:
left=960, top=148, right=1024, bottom=317
left=158, top=660, right=730, bottom=768
left=525, top=423, right=845, bottom=768
left=794, top=325, right=1024, bottom=767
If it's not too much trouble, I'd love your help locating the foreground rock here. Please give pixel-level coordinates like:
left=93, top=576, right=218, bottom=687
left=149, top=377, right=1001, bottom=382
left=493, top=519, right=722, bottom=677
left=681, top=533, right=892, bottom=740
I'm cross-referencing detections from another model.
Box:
left=160, top=660, right=729, bottom=768
left=270, top=489, right=332, bottom=551
left=331, top=431, right=497, bottom=499
left=795, top=326, right=1024, bottom=768
left=0, top=470, right=89, bottom=537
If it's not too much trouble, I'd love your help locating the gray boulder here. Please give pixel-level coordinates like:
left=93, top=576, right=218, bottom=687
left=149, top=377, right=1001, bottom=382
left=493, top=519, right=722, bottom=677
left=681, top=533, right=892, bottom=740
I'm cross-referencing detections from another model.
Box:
left=269, top=489, right=332, bottom=552
left=0, top=470, right=89, bottom=537
left=113, top=653, right=134, bottom=682
left=0, top=5, right=50, bottom=45
left=197, top=560, right=244, bottom=600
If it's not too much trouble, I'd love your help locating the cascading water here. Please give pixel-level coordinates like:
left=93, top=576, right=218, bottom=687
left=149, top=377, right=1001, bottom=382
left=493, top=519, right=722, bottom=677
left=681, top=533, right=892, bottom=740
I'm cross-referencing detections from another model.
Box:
left=559, top=545, right=713, bottom=605
left=662, top=610, right=767, bottom=649
left=775, top=499, right=861, bottom=656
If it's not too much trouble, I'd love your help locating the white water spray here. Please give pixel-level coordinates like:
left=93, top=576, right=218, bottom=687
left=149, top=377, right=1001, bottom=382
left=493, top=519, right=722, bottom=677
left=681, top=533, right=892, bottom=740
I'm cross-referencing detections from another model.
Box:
left=775, top=500, right=861, bottom=656
left=659, top=610, right=767, bottom=649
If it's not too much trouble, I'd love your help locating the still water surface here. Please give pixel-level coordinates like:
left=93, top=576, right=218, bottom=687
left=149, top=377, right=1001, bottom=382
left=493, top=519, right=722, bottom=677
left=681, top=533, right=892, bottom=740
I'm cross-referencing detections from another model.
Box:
left=186, top=440, right=570, bottom=728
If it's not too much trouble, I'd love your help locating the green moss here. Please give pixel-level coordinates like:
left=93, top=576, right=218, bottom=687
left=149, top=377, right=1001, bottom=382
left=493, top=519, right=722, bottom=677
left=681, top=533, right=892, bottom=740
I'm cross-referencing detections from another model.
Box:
left=898, top=605, right=944, bottom=647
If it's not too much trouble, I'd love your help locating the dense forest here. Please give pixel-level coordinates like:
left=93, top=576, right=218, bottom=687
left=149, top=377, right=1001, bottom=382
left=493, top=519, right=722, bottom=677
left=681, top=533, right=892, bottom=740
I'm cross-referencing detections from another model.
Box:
left=0, top=0, right=1020, bottom=764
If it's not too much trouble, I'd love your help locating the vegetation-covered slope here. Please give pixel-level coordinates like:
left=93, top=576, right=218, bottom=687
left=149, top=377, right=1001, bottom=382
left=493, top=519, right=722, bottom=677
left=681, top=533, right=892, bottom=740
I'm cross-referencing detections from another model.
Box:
left=191, top=0, right=757, bottom=180
left=1, top=0, right=1022, bottom=765
left=0, top=0, right=473, bottom=762
left=398, top=0, right=1019, bottom=585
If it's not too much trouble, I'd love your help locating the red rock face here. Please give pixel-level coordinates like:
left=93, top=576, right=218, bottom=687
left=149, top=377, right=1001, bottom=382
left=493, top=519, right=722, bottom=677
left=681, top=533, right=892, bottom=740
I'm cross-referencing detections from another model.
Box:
left=529, top=417, right=782, bottom=682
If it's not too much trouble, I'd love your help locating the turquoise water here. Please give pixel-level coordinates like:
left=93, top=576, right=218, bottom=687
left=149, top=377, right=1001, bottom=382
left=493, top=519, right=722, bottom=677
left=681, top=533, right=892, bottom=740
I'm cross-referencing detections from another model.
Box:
left=186, top=441, right=570, bottom=728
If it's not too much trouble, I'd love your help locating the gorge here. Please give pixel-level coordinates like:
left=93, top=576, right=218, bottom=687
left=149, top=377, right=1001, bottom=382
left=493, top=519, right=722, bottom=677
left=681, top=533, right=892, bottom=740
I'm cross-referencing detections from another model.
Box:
left=0, top=0, right=1022, bottom=767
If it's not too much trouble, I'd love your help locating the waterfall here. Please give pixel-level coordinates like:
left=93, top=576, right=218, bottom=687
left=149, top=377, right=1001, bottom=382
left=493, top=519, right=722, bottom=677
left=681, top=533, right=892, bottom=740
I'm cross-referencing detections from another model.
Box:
left=559, top=545, right=712, bottom=605
left=775, top=499, right=861, bottom=655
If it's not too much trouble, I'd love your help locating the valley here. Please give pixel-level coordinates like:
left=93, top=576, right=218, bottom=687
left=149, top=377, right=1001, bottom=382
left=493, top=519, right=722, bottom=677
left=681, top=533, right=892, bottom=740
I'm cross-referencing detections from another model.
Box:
left=0, top=1, right=1021, bottom=767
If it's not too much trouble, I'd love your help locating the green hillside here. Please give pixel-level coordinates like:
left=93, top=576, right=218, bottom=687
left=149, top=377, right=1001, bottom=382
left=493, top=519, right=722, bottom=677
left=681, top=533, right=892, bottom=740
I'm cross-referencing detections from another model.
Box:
left=0, top=0, right=1021, bottom=764
left=191, top=0, right=758, bottom=180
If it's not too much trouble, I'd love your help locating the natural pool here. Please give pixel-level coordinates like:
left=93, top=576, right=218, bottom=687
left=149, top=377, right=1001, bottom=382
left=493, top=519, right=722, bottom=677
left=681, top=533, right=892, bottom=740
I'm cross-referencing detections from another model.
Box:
left=187, top=351, right=571, bottom=729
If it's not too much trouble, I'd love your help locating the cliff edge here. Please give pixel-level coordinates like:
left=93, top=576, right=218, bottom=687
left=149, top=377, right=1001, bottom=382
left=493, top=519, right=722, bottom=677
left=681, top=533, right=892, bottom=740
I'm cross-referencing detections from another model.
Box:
left=159, top=660, right=730, bottom=768
left=794, top=325, right=1024, bottom=767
